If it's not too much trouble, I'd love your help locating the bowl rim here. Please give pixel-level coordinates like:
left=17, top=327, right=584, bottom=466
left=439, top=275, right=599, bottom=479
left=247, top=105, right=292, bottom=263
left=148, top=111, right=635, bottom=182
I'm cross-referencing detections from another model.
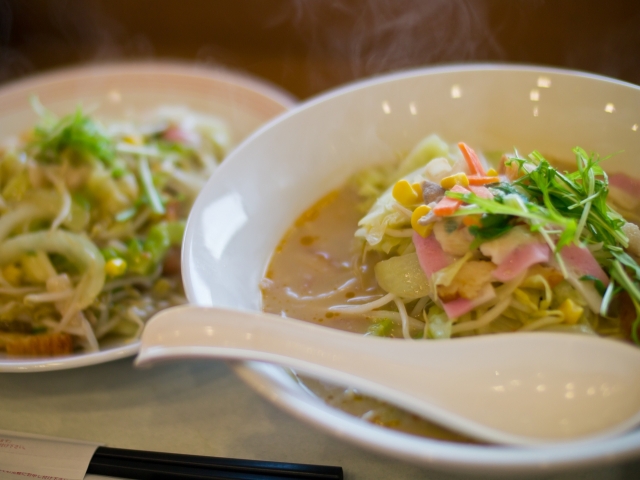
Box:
left=0, top=59, right=298, bottom=108
left=218, top=62, right=640, bottom=169
left=183, top=62, right=640, bottom=473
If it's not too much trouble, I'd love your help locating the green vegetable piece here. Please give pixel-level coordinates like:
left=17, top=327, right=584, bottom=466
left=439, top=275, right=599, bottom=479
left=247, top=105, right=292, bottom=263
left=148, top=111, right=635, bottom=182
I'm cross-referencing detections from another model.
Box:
left=468, top=214, right=514, bottom=248
left=110, top=318, right=140, bottom=337
left=138, top=156, right=165, bottom=215
left=126, top=239, right=153, bottom=275
left=144, top=225, right=171, bottom=264
left=165, top=221, right=186, bottom=245
left=366, top=318, right=394, bottom=337
left=144, top=221, right=185, bottom=261
left=124, top=221, right=185, bottom=275
left=2, top=170, right=30, bottom=202
left=427, top=306, right=452, bottom=339
left=374, top=252, right=430, bottom=300
left=115, top=207, right=138, bottom=223
left=100, top=247, right=121, bottom=262
left=110, top=164, right=127, bottom=179
left=31, top=108, right=115, bottom=166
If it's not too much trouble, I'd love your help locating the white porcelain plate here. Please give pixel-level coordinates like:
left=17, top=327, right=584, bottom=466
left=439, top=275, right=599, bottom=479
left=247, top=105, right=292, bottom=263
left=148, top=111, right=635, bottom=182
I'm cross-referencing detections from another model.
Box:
left=182, top=64, right=640, bottom=473
left=0, top=61, right=295, bottom=372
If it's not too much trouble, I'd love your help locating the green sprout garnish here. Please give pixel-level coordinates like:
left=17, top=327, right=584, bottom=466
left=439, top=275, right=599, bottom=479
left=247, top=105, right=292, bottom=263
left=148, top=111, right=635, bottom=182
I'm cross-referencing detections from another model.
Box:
left=447, top=148, right=640, bottom=344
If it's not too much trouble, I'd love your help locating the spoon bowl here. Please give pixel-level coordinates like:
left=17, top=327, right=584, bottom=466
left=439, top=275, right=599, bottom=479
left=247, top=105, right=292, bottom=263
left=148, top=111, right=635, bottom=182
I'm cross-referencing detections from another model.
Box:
left=137, top=304, right=640, bottom=446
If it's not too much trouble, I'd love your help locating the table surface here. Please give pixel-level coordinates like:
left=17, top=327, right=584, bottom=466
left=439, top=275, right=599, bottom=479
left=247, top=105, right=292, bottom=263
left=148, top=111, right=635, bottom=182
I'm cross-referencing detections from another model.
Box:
left=1, top=357, right=639, bottom=480
left=2, top=1, right=640, bottom=478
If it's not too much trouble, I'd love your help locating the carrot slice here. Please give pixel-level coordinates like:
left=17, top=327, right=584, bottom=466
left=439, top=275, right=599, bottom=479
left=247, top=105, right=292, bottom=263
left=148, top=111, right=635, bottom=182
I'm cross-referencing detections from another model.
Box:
left=468, top=175, right=500, bottom=186
left=462, top=214, right=482, bottom=227
left=458, top=142, right=486, bottom=176
left=433, top=197, right=462, bottom=216
left=433, top=185, right=470, bottom=216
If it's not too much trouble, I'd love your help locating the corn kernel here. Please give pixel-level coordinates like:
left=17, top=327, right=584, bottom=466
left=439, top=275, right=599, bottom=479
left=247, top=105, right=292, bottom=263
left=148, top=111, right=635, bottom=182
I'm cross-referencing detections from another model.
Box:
left=411, top=182, right=423, bottom=197
left=392, top=180, right=420, bottom=206
left=105, top=258, right=128, bottom=277
left=2, top=264, right=22, bottom=285
left=440, top=172, right=469, bottom=189
left=486, top=168, right=498, bottom=177
left=411, top=205, right=433, bottom=237
left=559, top=298, right=584, bottom=325
left=123, top=134, right=143, bottom=145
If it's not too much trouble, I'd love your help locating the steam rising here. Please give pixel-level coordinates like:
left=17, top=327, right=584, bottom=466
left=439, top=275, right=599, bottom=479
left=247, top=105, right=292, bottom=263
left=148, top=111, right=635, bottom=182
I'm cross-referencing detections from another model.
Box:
left=280, top=0, right=505, bottom=91
left=0, top=0, right=33, bottom=82
left=0, top=0, right=153, bottom=84
left=1, top=1, right=639, bottom=98
left=0, top=0, right=506, bottom=94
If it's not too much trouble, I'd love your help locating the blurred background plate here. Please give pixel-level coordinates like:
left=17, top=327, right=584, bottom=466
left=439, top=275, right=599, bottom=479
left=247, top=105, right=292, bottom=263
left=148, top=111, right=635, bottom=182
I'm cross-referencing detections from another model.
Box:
left=0, top=61, right=295, bottom=372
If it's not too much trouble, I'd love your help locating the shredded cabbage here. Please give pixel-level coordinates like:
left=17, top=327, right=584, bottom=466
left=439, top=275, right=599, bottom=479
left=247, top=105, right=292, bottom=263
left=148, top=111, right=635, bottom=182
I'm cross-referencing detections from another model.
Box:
left=334, top=134, right=640, bottom=344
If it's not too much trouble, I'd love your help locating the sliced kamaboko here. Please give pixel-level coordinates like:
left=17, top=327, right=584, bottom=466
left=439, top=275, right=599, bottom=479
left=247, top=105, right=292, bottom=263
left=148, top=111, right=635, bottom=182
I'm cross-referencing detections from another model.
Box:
left=560, top=244, right=610, bottom=286
left=442, top=283, right=496, bottom=319
left=492, top=243, right=551, bottom=282
left=413, top=231, right=454, bottom=278
left=550, top=244, right=609, bottom=314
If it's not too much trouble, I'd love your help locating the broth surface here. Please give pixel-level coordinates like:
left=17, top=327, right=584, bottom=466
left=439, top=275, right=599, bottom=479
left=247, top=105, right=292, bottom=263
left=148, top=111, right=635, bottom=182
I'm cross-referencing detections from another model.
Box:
left=262, top=185, right=473, bottom=442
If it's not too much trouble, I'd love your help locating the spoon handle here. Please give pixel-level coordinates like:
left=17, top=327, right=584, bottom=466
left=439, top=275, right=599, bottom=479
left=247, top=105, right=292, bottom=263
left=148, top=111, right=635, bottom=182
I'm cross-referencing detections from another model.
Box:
left=137, top=305, right=640, bottom=445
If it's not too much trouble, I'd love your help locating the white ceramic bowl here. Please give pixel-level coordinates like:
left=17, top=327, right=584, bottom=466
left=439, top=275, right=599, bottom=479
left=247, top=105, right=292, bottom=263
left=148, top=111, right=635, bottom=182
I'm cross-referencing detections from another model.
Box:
left=0, top=61, right=294, bottom=372
left=180, top=64, right=640, bottom=473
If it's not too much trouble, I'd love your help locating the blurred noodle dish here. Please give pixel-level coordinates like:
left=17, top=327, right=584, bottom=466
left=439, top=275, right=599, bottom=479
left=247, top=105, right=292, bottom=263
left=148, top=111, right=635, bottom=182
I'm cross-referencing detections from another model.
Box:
left=0, top=99, right=230, bottom=355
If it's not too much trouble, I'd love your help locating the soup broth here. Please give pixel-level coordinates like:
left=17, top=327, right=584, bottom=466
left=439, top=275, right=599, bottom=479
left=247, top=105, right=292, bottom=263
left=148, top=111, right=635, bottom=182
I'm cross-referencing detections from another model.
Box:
left=263, top=187, right=385, bottom=332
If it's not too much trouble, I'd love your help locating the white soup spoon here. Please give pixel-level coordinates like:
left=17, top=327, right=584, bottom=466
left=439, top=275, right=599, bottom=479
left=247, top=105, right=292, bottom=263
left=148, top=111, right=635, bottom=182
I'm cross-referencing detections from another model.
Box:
left=135, top=304, right=640, bottom=446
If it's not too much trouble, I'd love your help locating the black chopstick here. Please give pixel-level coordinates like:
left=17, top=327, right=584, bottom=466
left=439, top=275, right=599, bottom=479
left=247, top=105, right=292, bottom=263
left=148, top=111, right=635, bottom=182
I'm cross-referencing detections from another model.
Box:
left=87, top=446, right=343, bottom=480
